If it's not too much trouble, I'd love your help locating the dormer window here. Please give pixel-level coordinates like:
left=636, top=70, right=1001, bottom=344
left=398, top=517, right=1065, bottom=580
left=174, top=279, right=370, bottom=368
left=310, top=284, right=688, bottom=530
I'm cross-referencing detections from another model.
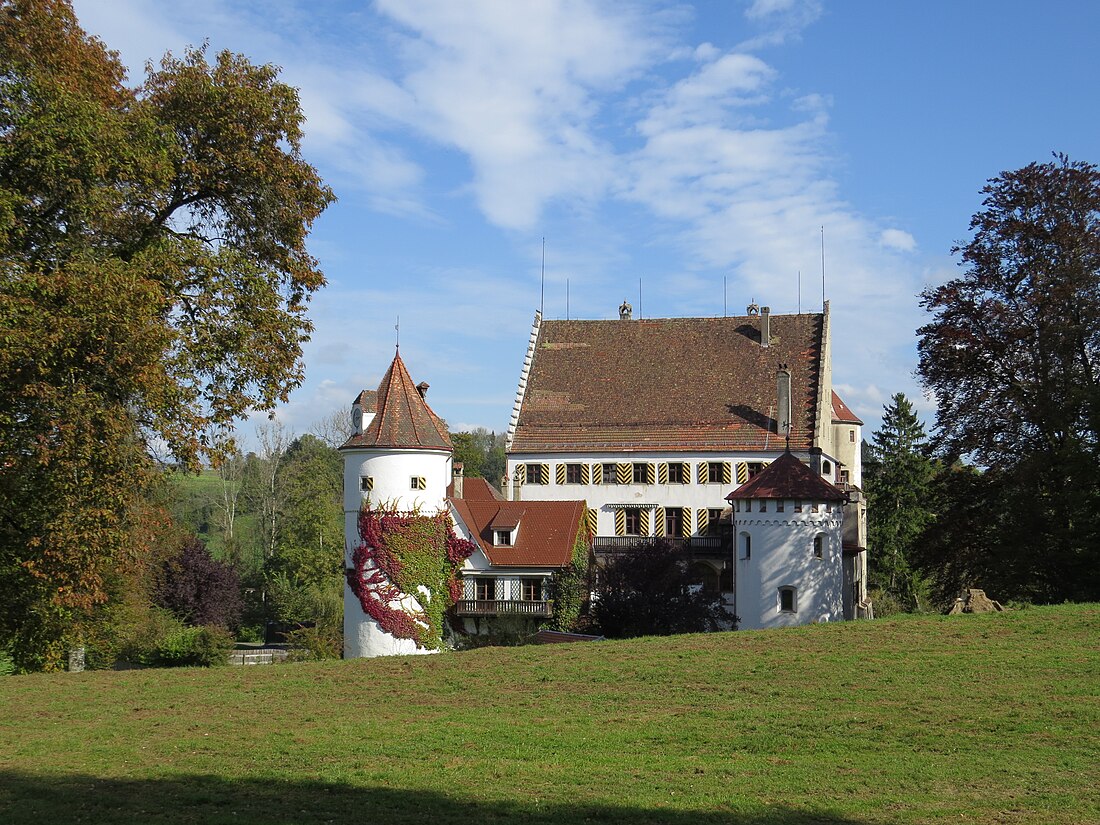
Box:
left=494, top=529, right=512, bottom=546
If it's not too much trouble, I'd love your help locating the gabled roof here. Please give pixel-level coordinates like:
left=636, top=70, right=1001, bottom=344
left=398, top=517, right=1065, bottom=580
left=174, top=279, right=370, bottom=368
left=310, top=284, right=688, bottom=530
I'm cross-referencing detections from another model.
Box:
left=509, top=313, right=823, bottom=453
left=450, top=498, right=586, bottom=567
left=341, top=351, right=452, bottom=451
left=448, top=476, right=503, bottom=502
left=725, top=450, right=846, bottom=502
left=831, top=391, right=862, bottom=425
left=352, top=389, right=378, bottom=412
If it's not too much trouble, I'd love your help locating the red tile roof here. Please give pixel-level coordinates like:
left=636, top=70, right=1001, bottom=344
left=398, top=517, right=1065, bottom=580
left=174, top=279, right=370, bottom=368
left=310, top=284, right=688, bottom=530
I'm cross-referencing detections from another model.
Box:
left=831, top=390, right=862, bottom=425
left=725, top=451, right=846, bottom=502
left=341, top=351, right=452, bottom=451
left=510, top=314, right=823, bottom=453
left=450, top=498, right=587, bottom=567
left=448, top=477, right=504, bottom=501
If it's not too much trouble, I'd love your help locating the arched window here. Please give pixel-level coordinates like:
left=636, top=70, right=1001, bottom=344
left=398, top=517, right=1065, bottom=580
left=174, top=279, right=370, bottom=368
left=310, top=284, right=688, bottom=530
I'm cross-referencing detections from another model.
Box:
left=778, top=586, right=797, bottom=613
left=740, top=532, right=751, bottom=560
left=813, top=534, right=824, bottom=559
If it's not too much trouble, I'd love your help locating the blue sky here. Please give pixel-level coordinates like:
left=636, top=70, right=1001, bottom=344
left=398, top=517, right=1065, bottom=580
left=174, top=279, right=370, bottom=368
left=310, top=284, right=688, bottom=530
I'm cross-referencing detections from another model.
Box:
left=72, top=0, right=1100, bottom=442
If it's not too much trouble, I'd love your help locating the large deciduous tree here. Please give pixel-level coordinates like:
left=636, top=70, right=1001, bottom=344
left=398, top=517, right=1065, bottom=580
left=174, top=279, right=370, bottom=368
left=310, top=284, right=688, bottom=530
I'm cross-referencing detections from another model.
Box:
left=0, top=0, right=334, bottom=668
left=917, top=154, right=1100, bottom=603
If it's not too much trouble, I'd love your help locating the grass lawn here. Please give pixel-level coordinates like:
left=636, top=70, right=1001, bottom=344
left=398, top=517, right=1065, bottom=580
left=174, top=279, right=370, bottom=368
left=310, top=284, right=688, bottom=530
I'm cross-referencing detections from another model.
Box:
left=1, top=604, right=1097, bottom=824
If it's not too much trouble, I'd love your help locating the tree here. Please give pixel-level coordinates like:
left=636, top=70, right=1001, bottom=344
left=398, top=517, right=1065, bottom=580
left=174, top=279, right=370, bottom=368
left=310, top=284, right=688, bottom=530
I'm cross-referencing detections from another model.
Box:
left=451, top=428, right=506, bottom=489
left=863, top=394, right=934, bottom=611
left=917, top=154, right=1100, bottom=603
left=592, top=540, right=726, bottom=638
left=154, top=536, right=243, bottom=630
left=0, top=0, right=333, bottom=668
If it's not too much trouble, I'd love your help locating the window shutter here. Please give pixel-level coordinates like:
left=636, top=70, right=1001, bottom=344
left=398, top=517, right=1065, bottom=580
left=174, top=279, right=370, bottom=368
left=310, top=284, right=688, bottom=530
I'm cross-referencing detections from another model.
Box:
left=581, top=464, right=591, bottom=484
left=639, top=509, right=651, bottom=536
left=654, top=507, right=666, bottom=537
left=680, top=507, right=691, bottom=537
left=696, top=462, right=706, bottom=483
left=541, top=463, right=550, bottom=484
left=722, top=462, right=732, bottom=485
left=615, top=509, right=626, bottom=536
left=586, top=507, right=598, bottom=536
left=617, top=463, right=631, bottom=485
left=736, top=462, right=749, bottom=484
left=514, top=464, right=526, bottom=484
left=556, top=463, right=567, bottom=485
left=646, top=463, right=656, bottom=484
left=679, top=462, right=689, bottom=483
left=590, top=463, right=601, bottom=484
left=658, top=463, right=669, bottom=484
left=696, top=508, right=709, bottom=535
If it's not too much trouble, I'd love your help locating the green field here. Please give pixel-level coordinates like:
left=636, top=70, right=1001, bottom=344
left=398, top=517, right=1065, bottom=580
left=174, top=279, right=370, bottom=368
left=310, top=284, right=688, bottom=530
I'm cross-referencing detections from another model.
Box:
left=1, top=605, right=1097, bottom=824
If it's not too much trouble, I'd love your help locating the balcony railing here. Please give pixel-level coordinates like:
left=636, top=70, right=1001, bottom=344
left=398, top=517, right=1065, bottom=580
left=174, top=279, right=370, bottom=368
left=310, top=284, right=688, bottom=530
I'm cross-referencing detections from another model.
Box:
left=455, top=599, right=553, bottom=618
left=593, top=536, right=725, bottom=556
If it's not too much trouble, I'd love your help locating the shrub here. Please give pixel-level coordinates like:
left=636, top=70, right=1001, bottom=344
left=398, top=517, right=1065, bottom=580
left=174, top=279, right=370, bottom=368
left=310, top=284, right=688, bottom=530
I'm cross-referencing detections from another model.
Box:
left=155, top=536, right=243, bottom=630
left=142, top=624, right=234, bottom=668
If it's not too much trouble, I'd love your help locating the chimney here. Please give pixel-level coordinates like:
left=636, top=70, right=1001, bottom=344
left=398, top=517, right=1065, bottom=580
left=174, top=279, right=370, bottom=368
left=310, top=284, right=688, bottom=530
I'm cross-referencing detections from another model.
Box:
left=776, top=364, right=792, bottom=443
left=452, top=462, right=464, bottom=499
left=760, top=306, right=770, bottom=347
left=809, top=446, right=823, bottom=474
left=619, top=300, right=633, bottom=320
left=416, top=381, right=429, bottom=399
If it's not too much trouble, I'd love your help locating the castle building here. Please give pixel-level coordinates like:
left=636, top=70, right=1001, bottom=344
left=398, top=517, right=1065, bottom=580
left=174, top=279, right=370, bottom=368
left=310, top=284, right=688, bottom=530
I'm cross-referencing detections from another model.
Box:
left=503, top=301, right=871, bottom=627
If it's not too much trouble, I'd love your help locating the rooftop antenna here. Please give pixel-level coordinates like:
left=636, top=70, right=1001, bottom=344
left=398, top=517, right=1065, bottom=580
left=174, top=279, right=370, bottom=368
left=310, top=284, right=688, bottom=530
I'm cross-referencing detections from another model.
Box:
left=820, top=226, right=826, bottom=311
left=540, top=237, right=545, bottom=316
left=395, top=316, right=400, bottom=350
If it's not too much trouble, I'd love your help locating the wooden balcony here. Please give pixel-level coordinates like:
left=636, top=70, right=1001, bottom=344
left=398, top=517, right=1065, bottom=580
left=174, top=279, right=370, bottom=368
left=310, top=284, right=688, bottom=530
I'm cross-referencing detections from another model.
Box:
left=455, top=599, right=553, bottom=618
left=592, top=536, right=726, bottom=557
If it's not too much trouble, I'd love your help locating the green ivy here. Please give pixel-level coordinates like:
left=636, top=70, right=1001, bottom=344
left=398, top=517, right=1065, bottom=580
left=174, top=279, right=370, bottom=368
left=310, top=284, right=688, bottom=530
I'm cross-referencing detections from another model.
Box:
left=546, top=526, right=591, bottom=632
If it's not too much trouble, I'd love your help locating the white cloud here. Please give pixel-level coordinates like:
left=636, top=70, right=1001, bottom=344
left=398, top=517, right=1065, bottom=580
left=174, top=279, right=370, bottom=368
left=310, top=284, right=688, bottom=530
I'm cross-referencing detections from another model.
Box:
left=880, top=228, right=917, bottom=252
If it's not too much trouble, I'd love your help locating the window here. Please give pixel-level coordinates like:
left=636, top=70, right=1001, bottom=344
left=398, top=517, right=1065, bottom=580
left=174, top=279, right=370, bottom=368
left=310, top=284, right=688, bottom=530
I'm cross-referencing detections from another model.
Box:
left=411, top=476, right=426, bottom=491
left=758, top=499, right=767, bottom=512
left=849, top=429, right=856, bottom=443
left=707, top=462, right=724, bottom=483
left=707, top=509, right=723, bottom=536
left=740, top=532, right=751, bottom=560
left=566, top=463, right=583, bottom=484
left=747, top=462, right=764, bottom=479
left=794, top=501, right=803, bottom=513
left=624, top=510, right=641, bottom=535
left=475, top=578, right=496, bottom=601
left=822, top=460, right=832, bottom=475
left=812, top=502, right=821, bottom=513
left=359, top=476, right=373, bottom=493
left=776, top=499, right=785, bottom=512
left=602, top=463, right=618, bottom=484
left=665, top=507, right=683, bottom=537
left=521, top=578, right=542, bottom=601
left=779, top=586, right=797, bottom=613
left=813, top=535, right=824, bottom=559
left=526, top=463, right=547, bottom=484
left=495, top=530, right=512, bottom=546
left=632, top=463, right=648, bottom=484
left=840, top=469, right=850, bottom=484
left=667, top=463, right=685, bottom=484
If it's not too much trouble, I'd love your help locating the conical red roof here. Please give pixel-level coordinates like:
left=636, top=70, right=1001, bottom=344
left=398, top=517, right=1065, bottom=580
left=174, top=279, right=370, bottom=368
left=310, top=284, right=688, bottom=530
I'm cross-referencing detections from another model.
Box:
left=341, top=351, right=452, bottom=451
left=725, top=450, right=845, bottom=502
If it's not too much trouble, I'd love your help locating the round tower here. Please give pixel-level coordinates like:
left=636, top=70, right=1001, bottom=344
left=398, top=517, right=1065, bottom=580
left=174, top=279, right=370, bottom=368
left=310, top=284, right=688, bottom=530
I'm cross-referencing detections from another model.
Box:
left=726, top=451, right=846, bottom=630
left=340, top=352, right=453, bottom=658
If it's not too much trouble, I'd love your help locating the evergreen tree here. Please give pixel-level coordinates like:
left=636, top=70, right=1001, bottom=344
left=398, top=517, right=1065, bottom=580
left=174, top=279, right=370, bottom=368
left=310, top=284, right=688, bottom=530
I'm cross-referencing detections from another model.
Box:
left=864, top=394, right=934, bottom=611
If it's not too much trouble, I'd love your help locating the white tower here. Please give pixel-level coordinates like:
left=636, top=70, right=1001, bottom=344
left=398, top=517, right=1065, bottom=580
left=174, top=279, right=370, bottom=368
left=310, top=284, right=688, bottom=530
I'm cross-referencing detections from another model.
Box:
left=340, top=351, right=453, bottom=658
left=726, top=451, right=847, bottom=630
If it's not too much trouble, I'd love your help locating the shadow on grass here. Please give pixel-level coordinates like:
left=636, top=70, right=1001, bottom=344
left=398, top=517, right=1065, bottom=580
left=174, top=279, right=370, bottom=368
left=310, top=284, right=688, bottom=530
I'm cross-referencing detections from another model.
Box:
left=0, top=770, right=873, bottom=825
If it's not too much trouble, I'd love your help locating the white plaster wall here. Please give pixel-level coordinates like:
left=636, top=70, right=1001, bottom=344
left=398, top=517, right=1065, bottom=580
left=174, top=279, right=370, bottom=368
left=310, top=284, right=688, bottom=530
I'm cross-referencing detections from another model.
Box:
left=831, top=422, right=863, bottom=488
left=733, top=502, right=844, bottom=630
left=341, top=447, right=451, bottom=659
left=506, top=450, right=848, bottom=536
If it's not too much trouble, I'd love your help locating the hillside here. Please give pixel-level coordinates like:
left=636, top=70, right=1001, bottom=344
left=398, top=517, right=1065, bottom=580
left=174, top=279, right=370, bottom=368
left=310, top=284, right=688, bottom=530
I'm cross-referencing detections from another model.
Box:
left=1, top=605, right=1097, bottom=824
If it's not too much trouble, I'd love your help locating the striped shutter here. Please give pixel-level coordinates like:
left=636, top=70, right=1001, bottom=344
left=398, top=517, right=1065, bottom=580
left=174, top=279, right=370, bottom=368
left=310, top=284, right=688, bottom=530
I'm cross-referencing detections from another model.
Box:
left=658, top=463, right=669, bottom=484
left=736, top=462, right=749, bottom=484
left=591, top=463, right=601, bottom=484
left=514, top=464, right=526, bottom=484
left=556, top=463, right=567, bottom=485
left=581, top=464, right=591, bottom=484
left=679, top=507, right=692, bottom=537
left=696, top=508, right=709, bottom=536
left=721, top=462, right=732, bottom=485
left=541, top=463, right=550, bottom=484
left=639, top=509, right=651, bottom=536
left=696, top=462, right=706, bottom=483
left=761, top=460, right=771, bottom=470
left=654, top=507, right=666, bottom=537
left=615, top=509, right=626, bottom=536
left=679, top=462, right=690, bottom=483
left=585, top=507, right=598, bottom=536
left=617, top=463, right=632, bottom=485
